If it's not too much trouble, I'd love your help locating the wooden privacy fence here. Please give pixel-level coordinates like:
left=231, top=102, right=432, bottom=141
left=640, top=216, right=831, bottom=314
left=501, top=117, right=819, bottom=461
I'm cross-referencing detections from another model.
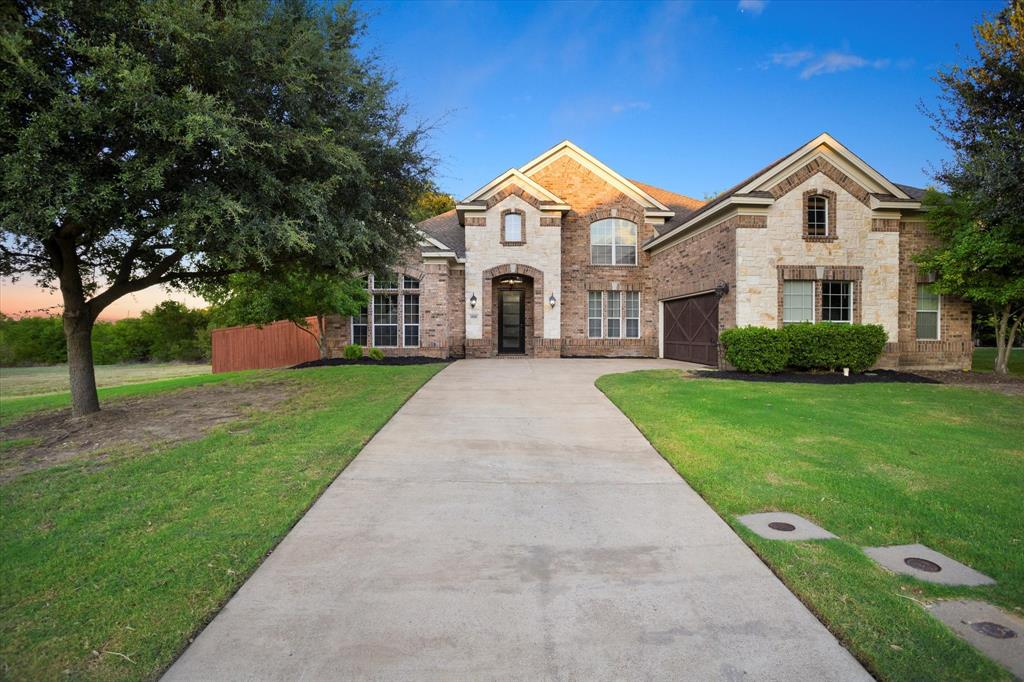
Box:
left=211, top=317, right=320, bottom=373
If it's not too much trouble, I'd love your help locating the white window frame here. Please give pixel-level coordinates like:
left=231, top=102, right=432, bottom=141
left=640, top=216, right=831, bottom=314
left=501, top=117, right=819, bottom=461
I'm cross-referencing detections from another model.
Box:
left=783, top=280, right=816, bottom=325
left=372, top=293, right=399, bottom=347
left=606, top=291, right=621, bottom=339
left=624, top=291, right=640, bottom=339
left=807, top=195, right=829, bottom=237
left=588, top=291, right=603, bottom=338
left=403, top=294, right=420, bottom=347
left=590, top=218, right=638, bottom=266
left=355, top=273, right=423, bottom=348
left=503, top=212, right=523, bottom=242
left=916, top=284, right=941, bottom=340
left=820, top=280, right=853, bottom=324
left=351, top=306, right=369, bottom=346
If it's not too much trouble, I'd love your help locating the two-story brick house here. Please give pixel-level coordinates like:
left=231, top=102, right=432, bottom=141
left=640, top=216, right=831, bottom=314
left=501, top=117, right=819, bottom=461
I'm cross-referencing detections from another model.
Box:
left=323, top=133, right=972, bottom=369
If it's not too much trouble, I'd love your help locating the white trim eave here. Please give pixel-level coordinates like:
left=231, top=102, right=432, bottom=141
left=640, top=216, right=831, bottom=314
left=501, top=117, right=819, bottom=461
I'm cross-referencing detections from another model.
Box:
left=740, top=133, right=910, bottom=199
left=457, top=202, right=571, bottom=213
left=644, top=195, right=774, bottom=252
left=871, top=197, right=922, bottom=211
left=417, top=228, right=452, bottom=252
left=461, top=168, right=567, bottom=205
left=518, top=140, right=673, bottom=212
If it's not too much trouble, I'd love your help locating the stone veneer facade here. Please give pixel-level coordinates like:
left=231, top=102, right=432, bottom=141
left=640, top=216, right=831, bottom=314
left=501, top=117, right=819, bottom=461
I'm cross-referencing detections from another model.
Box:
left=322, top=137, right=972, bottom=370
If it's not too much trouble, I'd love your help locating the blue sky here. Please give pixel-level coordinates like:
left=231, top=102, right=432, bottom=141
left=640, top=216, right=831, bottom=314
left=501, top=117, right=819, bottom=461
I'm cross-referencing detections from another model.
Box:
left=357, top=0, right=1002, bottom=200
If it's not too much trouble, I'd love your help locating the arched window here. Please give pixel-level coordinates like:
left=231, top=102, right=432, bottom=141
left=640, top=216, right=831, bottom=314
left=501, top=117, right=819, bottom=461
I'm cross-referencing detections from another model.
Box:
left=806, top=195, right=829, bottom=237
left=590, top=218, right=637, bottom=265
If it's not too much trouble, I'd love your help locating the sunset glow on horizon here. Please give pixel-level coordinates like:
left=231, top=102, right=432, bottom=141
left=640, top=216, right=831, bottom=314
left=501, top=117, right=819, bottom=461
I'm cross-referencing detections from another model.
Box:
left=1, top=278, right=208, bottom=320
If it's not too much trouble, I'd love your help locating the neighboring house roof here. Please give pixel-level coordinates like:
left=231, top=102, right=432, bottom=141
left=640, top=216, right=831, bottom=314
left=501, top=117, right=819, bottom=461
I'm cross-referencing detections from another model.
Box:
left=417, top=209, right=465, bottom=258
left=895, top=183, right=927, bottom=201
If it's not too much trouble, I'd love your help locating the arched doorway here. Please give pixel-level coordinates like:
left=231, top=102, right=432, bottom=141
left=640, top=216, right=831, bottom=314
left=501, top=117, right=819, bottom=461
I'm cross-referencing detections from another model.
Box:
left=493, top=274, right=533, bottom=354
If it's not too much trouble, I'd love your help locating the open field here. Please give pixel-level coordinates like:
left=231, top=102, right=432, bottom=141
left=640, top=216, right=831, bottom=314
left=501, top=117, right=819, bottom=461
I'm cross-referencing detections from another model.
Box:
left=600, top=371, right=1024, bottom=681
left=0, top=362, right=211, bottom=398
left=0, top=363, right=446, bottom=680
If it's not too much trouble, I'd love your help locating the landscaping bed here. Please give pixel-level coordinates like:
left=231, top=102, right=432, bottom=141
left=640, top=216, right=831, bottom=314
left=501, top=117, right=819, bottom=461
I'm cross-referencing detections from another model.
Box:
left=292, top=356, right=449, bottom=368
left=599, top=370, right=1024, bottom=681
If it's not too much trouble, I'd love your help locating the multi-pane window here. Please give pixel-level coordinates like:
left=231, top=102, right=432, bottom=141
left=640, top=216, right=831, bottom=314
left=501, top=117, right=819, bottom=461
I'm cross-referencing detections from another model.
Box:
left=590, top=218, right=638, bottom=265
left=624, top=291, right=640, bottom=338
left=404, top=295, right=420, bottom=347
left=373, top=294, right=399, bottom=346
left=916, top=284, right=940, bottom=340
left=374, top=271, right=398, bottom=290
left=807, top=195, right=828, bottom=237
left=783, top=281, right=815, bottom=324
left=606, top=291, right=621, bottom=338
left=821, top=281, right=852, bottom=323
left=588, top=291, right=603, bottom=338
left=351, top=306, right=368, bottom=346
left=588, top=290, right=641, bottom=339
left=403, top=275, right=419, bottom=290
left=503, top=212, right=523, bottom=242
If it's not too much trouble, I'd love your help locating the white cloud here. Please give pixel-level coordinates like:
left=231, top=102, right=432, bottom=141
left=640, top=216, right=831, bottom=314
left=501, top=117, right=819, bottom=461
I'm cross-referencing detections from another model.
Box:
left=738, top=0, right=766, bottom=15
left=799, top=51, right=890, bottom=79
left=611, top=101, right=652, bottom=114
left=770, top=50, right=813, bottom=68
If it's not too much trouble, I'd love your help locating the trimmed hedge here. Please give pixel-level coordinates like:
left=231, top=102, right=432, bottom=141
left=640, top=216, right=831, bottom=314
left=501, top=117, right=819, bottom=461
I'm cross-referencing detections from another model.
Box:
left=720, top=327, right=790, bottom=373
left=719, top=323, right=888, bottom=374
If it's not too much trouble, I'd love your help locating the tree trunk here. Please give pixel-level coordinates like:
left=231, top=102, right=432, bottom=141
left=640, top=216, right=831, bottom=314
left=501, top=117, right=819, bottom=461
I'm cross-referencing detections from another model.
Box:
left=993, top=305, right=1011, bottom=375
left=317, top=314, right=329, bottom=360
left=64, top=313, right=100, bottom=416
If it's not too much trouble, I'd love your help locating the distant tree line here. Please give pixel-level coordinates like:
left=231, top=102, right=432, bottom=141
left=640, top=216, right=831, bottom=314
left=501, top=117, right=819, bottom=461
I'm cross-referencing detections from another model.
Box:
left=0, top=302, right=209, bottom=366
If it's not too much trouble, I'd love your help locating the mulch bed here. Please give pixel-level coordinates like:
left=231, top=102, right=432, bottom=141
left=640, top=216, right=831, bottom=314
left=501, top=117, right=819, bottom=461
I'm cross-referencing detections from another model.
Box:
left=292, top=357, right=449, bottom=369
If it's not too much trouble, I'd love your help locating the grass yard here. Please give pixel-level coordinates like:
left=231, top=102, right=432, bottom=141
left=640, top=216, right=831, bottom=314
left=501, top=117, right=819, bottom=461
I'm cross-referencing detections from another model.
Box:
left=599, top=371, right=1024, bottom=682
left=972, top=346, right=1024, bottom=375
left=0, top=362, right=211, bottom=399
left=0, top=363, right=445, bottom=680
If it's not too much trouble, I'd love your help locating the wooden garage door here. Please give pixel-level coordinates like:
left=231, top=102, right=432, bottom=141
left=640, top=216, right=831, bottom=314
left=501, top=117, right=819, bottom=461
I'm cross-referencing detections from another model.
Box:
left=663, top=294, right=719, bottom=366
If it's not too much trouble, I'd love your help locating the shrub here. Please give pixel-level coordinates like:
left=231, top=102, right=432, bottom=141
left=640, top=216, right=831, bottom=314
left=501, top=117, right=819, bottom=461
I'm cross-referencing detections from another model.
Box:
left=342, top=344, right=364, bottom=360
left=782, top=323, right=887, bottom=372
left=367, top=348, right=385, bottom=361
left=719, top=327, right=790, bottom=373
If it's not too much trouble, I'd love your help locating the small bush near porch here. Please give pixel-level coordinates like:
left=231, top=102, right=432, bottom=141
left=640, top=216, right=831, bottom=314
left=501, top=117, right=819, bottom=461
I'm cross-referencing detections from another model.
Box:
left=599, top=371, right=1024, bottom=681
left=0, top=364, right=444, bottom=680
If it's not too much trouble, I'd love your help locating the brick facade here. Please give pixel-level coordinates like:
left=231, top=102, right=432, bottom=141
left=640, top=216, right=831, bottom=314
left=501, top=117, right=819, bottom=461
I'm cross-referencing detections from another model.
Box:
left=319, top=138, right=970, bottom=370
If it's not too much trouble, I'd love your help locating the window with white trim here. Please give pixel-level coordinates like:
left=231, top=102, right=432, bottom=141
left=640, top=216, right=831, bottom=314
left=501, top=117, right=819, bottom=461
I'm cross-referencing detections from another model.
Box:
left=807, top=195, right=828, bottom=237
left=624, top=291, right=640, bottom=338
left=590, top=218, right=637, bottom=265
left=916, top=284, right=940, bottom=340
left=373, top=294, right=399, bottom=346
left=351, top=306, right=368, bottom=346
left=821, top=281, right=852, bottom=323
left=503, top=212, right=523, bottom=242
left=606, top=291, right=621, bottom=338
left=588, top=292, right=603, bottom=338
left=403, top=274, right=419, bottom=289
left=404, top=294, right=420, bottom=347
left=783, top=281, right=815, bottom=324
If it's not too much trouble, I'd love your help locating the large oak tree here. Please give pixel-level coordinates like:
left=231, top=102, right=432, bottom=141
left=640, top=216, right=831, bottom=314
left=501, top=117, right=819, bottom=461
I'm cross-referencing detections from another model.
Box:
left=1, top=0, right=431, bottom=414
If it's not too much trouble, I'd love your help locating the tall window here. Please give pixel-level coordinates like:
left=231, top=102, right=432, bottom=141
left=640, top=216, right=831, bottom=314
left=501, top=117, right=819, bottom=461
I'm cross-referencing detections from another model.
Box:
left=624, top=291, right=640, bottom=338
left=606, top=291, right=621, bottom=338
left=783, top=281, right=815, bottom=324
left=916, top=284, right=940, bottom=340
left=404, top=295, right=420, bottom=347
left=351, top=306, right=368, bottom=346
left=590, top=218, right=637, bottom=265
left=821, top=281, right=852, bottom=323
left=807, top=195, right=828, bottom=237
left=503, top=212, right=523, bottom=243
left=588, top=292, right=603, bottom=338
left=373, top=294, right=399, bottom=346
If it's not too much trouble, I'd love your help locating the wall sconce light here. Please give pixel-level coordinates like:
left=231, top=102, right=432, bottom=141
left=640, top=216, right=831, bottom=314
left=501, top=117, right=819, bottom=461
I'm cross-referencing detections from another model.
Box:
left=714, top=282, right=730, bottom=297
left=548, top=293, right=557, bottom=308
left=469, top=292, right=477, bottom=309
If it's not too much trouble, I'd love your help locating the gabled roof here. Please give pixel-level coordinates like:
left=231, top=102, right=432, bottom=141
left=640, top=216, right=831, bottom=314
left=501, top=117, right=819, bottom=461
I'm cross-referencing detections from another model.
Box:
left=461, top=168, right=568, bottom=207
left=517, top=140, right=674, bottom=213
left=417, top=209, right=464, bottom=258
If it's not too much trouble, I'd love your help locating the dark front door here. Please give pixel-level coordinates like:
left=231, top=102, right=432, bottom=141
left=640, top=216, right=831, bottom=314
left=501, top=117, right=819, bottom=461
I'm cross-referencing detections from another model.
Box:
left=498, top=290, right=525, bottom=354
left=663, top=293, right=719, bottom=366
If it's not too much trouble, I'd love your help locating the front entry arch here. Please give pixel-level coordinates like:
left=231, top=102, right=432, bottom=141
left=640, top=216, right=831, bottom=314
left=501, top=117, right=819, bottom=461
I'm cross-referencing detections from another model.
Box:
left=475, top=264, right=545, bottom=358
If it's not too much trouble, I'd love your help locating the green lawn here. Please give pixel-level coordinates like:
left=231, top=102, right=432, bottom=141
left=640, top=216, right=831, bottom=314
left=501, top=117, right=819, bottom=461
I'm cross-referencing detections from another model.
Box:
left=599, top=372, right=1024, bottom=682
left=972, top=346, right=1024, bottom=375
left=0, top=362, right=212, bottom=399
left=0, top=363, right=445, bottom=681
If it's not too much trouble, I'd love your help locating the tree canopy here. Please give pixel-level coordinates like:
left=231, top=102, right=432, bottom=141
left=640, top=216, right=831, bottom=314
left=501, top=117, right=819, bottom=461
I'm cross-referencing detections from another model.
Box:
left=918, top=0, right=1024, bottom=373
left=1, top=0, right=433, bottom=413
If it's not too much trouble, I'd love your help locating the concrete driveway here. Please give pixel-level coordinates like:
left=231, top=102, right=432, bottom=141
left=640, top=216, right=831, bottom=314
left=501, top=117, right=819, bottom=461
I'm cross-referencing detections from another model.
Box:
left=165, top=358, right=868, bottom=681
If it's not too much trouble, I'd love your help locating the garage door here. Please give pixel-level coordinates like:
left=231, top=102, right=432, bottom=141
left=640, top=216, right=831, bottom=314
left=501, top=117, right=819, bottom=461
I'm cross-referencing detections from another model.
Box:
left=663, top=294, right=719, bottom=366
